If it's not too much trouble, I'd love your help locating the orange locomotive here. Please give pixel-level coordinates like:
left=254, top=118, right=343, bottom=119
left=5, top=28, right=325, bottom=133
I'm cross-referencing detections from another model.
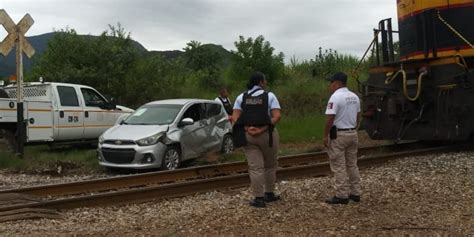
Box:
left=361, top=0, right=474, bottom=140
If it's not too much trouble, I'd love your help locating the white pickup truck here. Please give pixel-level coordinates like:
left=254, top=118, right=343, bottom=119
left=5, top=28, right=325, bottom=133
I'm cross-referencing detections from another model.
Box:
left=0, top=82, right=133, bottom=149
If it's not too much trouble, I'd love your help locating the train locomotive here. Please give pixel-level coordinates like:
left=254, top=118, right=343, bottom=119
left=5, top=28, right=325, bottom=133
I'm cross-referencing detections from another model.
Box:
left=361, top=0, right=474, bottom=141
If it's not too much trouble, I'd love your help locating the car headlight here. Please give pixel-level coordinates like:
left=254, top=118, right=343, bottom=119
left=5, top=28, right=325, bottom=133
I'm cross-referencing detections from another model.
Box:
left=99, top=135, right=105, bottom=145
left=136, top=132, right=165, bottom=146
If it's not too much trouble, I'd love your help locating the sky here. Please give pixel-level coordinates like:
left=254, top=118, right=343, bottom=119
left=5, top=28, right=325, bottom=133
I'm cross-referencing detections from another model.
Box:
left=0, top=0, right=398, bottom=61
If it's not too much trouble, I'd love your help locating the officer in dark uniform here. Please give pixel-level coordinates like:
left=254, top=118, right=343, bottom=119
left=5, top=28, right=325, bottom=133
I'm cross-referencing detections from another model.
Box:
left=232, top=71, right=281, bottom=208
left=215, top=87, right=233, bottom=116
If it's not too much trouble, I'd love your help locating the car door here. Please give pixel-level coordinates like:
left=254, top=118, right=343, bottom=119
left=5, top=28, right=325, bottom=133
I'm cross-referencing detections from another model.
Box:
left=55, top=85, right=84, bottom=141
left=80, top=87, right=115, bottom=139
left=203, top=102, right=223, bottom=150
left=179, top=103, right=207, bottom=159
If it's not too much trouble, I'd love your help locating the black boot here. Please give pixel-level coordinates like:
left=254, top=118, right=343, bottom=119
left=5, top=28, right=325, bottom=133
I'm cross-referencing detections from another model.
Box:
left=264, top=192, right=281, bottom=202
left=325, top=196, right=349, bottom=205
left=349, top=194, right=360, bottom=202
left=249, top=197, right=266, bottom=208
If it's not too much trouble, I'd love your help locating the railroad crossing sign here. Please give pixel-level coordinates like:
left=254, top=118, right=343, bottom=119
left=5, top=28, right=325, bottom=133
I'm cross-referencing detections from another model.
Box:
left=0, top=9, right=35, bottom=58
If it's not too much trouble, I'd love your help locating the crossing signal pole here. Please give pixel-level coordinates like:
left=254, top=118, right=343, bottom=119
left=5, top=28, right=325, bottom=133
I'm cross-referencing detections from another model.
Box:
left=0, top=9, right=35, bottom=157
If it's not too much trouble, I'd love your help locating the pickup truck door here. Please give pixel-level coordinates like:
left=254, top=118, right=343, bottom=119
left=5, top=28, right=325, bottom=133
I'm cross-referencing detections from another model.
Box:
left=55, top=85, right=85, bottom=141
left=79, top=87, right=118, bottom=140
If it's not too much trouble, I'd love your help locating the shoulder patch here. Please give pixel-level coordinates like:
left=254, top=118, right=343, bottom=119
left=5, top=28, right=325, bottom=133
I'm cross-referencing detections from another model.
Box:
left=328, top=102, right=333, bottom=109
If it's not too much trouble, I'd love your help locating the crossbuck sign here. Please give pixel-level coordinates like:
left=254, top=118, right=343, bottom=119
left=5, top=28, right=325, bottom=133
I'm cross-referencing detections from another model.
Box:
left=0, top=10, right=35, bottom=58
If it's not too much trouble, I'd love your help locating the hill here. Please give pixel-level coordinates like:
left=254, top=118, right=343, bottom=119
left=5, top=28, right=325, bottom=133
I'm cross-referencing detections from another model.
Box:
left=0, top=32, right=232, bottom=77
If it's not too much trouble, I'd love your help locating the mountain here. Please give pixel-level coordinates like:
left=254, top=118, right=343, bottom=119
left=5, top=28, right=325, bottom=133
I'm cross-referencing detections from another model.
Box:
left=0, top=32, right=55, bottom=77
left=0, top=32, right=233, bottom=77
left=148, top=50, right=184, bottom=60
left=148, top=44, right=233, bottom=65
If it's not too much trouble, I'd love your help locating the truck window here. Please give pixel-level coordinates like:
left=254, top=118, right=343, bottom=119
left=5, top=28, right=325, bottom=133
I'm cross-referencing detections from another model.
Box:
left=57, top=86, right=79, bottom=107
left=81, top=88, right=106, bottom=107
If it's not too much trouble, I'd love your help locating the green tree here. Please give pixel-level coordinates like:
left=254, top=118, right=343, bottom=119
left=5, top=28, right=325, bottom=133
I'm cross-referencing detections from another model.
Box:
left=122, top=55, right=186, bottom=107
left=230, top=35, right=285, bottom=84
left=29, top=28, right=93, bottom=84
left=30, top=23, right=141, bottom=104
left=311, top=47, right=359, bottom=79
left=91, top=23, right=141, bottom=99
left=183, top=40, right=223, bottom=88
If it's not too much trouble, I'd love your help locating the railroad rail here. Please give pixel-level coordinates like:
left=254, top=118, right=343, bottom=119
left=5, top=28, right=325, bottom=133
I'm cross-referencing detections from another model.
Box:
left=0, top=142, right=467, bottom=222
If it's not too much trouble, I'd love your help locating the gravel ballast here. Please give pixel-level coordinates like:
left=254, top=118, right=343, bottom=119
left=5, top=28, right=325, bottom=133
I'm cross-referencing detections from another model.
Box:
left=0, top=151, right=472, bottom=235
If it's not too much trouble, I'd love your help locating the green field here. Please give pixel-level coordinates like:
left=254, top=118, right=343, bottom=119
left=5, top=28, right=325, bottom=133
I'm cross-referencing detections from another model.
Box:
left=278, top=114, right=325, bottom=143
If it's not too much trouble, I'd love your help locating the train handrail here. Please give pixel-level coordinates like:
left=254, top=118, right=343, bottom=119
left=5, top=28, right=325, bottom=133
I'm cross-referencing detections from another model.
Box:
left=385, top=68, right=428, bottom=101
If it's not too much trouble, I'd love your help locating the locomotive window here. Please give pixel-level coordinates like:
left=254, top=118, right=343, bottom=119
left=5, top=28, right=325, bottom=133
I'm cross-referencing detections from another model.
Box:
left=57, top=86, right=80, bottom=107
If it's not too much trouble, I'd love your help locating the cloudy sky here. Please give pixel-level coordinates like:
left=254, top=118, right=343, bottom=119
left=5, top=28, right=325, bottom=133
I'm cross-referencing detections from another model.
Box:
left=1, top=0, right=398, bottom=61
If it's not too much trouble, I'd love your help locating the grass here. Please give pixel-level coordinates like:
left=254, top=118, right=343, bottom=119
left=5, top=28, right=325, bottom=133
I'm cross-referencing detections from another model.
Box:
left=0, top=144, right=98, bottom=173
left=278, top=114, right=325, bottom=143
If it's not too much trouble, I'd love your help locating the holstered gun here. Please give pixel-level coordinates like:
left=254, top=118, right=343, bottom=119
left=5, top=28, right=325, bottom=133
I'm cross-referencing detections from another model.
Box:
left=330, top=125, right=337, bottom=139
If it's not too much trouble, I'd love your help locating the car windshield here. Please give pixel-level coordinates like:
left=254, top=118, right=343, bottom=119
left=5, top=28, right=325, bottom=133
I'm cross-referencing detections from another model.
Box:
left=124, top=104, right=183, bottom=125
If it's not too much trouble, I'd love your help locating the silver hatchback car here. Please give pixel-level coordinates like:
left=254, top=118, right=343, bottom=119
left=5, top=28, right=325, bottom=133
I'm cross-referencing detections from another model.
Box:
left=97, top=99, right=233, bottom=170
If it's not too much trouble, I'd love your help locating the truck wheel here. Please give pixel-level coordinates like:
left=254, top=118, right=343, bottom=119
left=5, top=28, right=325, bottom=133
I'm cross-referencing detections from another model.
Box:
left=1, top=129, right=16, bottom=152
left=161, top=146, right=181, bottom=170
left=221, top=134, right=234, bottom=154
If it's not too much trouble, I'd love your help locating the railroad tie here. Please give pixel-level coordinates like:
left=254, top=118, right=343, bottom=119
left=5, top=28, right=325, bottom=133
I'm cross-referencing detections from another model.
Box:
left=0, top=193, right=41, bottom=205
left=0, top=208, right=62, bottom=222
left=0, top=193, right=62, bottom=222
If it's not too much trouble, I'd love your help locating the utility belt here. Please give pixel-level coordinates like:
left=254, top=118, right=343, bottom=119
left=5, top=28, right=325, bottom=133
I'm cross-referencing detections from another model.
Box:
left=330, top=126, right=357, bottom=139
left=337, top=128, right=356, bottom=131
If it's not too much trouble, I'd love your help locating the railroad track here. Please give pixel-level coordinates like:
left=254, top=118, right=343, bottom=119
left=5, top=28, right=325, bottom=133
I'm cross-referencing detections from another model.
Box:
left=0, top=142, right=466, bottom=222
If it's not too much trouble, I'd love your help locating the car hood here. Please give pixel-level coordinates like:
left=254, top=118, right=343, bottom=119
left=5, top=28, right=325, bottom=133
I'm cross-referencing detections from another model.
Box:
left=103, top=124, right=169, bottom=141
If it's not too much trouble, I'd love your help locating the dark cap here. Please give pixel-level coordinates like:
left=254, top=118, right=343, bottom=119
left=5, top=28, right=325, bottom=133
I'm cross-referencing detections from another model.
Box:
left=327, top=72, right=347, bottom=83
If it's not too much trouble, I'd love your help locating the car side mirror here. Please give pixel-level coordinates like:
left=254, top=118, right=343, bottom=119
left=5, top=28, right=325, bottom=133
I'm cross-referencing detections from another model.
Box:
left=178, top=118, right=194, bottom=127
left=107, top=98, right=117, bottom=110
left=99, top=98, right=116, bottom=110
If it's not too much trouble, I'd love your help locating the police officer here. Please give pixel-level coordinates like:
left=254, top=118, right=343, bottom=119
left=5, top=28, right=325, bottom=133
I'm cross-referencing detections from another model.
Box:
left=323, top=72, right=361, bottom=205
left=232, top=71, right=281, bottom=208
left=215, top=87, right=233, bottom=116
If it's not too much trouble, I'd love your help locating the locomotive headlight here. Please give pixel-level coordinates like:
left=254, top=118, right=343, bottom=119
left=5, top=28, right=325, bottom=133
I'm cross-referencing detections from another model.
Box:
left=136, top=132, right=165, bottom=146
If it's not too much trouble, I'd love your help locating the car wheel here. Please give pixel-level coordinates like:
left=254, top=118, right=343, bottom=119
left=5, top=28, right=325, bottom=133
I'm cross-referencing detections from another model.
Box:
left=162, top=146, right=181, bottom=170
left=221, top=134, right=234, bottom=154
